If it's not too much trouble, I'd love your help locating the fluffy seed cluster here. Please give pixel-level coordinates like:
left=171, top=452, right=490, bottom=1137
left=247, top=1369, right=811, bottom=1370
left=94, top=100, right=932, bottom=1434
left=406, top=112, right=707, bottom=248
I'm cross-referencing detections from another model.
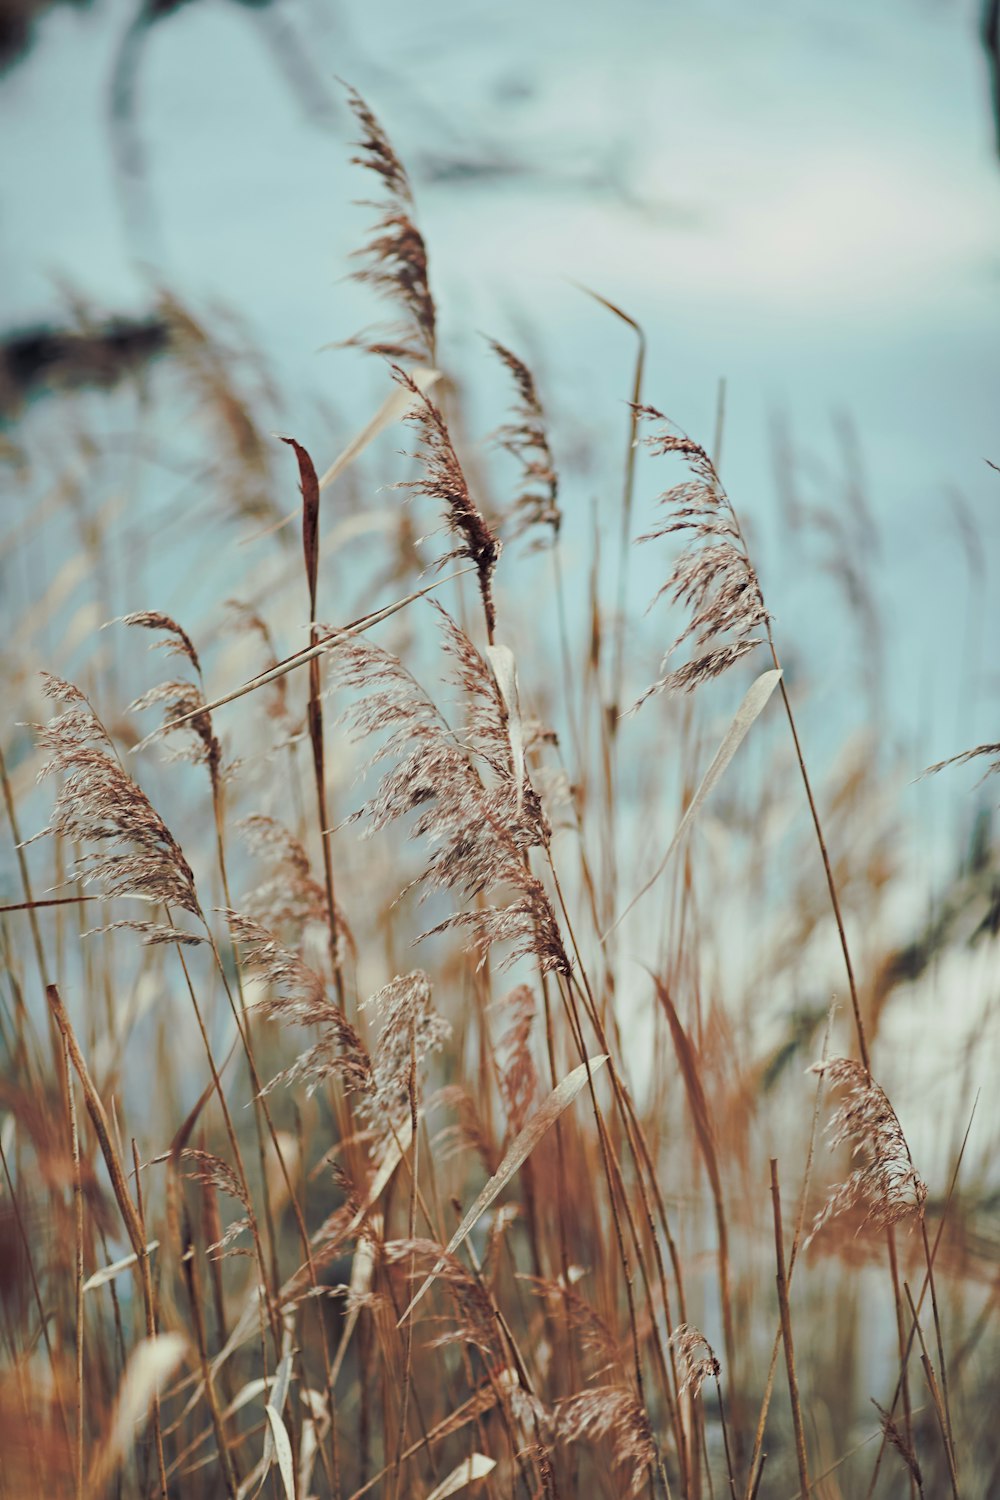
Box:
left=181, top=1149, right=252, bottom=1258
left=634, top=405, right=769, bottom=705
left=488, top=338, right=561, bottom=547
left=239, top=813, right=351, bottom=968
left=225, top=911, right=372, bottom=1100
left=32, top=673, right=200, bottom=917
left=809, top=1057, right=928, bottom=1238
left=333, top=610, right=569, bottom=975
left=230, top=909, right=447, bottom=1150
left=356, top=970, right=450, bottom=1147
left=669, top=1323, right=721, bottom=1398
left=344, top=85, right=436, bottom=363
left=555, top=1386, right=655, bottom=1497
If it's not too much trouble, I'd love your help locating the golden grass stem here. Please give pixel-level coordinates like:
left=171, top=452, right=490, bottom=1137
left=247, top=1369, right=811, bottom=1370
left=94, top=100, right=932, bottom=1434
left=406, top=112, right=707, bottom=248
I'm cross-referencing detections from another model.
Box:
left=865, top=1097, right=977, bottom=1498
left=64, top=1032, right=85, bottom=1500
left=904, top=1284, right=960, bottom=1499
left=180, top=1222, right=240, bottom=1500
left=769, top=1159, right=810, bottom=1499
left=745, top=1004, right=833, bottom=1496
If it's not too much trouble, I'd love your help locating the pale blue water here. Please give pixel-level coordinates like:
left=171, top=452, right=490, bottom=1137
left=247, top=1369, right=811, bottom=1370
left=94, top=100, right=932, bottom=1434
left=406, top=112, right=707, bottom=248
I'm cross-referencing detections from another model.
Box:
left=3, top=0, right=997, bottom=758
left=2, top=0, right=999, bottom=1095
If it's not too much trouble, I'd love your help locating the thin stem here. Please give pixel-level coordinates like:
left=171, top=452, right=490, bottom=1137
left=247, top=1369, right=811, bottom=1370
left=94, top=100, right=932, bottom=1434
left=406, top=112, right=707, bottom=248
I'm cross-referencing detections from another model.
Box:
left=904, top=1284, right=959, bottom=1499
left=765, top=635, right=869, bottom=1070
left=770, top=1160, right=810, bottom=1498
left=64, top=1034, right=85, bottom=1500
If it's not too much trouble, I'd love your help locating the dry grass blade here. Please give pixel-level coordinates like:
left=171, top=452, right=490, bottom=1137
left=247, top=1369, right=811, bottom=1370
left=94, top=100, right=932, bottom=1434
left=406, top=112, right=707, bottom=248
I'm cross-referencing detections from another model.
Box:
left=0, top=894, right=100, bottom=913
left=82, top=1241, right=160, bottom=1293
left=424, top=1454, right=496, bottom=1500
left=87, top=1333, right=188, bottom=1492
left=607, top=667, right=782, bottom=936
left=656, top=985, right=736, bottom=1382
left=330, top=1223, right=379, bottom=1385
left=243, top=366, right=442, bottom=542
left=570, top=281, right=646, bottom=724
left=485, top=642, right=525, bottom=812
left=281, top=436, right=320, bottom=615
left=398, top=1054, right=608, bottom=1323
left=48, top=984, right=146, bottom=1258
left=156, top=567, right=476, bottom=729
left=264, top=1404, right=295, bottom=1500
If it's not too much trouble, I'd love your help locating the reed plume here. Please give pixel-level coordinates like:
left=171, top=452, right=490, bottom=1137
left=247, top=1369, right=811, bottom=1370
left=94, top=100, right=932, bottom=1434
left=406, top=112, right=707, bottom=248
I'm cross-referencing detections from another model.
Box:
left=488, top=337, right=561, bottom=547
left=181, top=1148, right=252, bottom=1257
left=393, top=368, right=502, bottom=639
left=555, top=1386, right=655, bottom=1497
left=225, top=910, right=371, bottom=1099
left=30, top=672, right=200, bottom=919
left=343, top=84, right=436, bottom=363
left=122, top=612, right=224, bottom=790
left=334, top=615, right=569, bottom=973
left=670, top=1323, right=721, bottom=1398
left=634, top=405, right=768, bottom=704
left=356, top=969, right=449, bottom=1148
left=808, top=1057, right=928, bottom=1239
left=239, top=812, right=352, bottom=967
left=925, top=740, right=1000, bottom=781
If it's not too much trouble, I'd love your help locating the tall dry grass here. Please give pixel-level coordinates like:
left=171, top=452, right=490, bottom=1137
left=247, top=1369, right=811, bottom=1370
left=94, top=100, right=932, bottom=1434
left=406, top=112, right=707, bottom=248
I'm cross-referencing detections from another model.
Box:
left=1, top=86, right=999, bottom=1500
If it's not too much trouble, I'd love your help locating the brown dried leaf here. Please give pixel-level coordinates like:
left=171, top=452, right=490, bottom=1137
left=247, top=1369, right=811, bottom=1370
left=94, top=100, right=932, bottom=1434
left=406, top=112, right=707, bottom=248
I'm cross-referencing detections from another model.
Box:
left=425, top=1454, right=497, bottom=1500
left=281, top=436, right=321, bottom=619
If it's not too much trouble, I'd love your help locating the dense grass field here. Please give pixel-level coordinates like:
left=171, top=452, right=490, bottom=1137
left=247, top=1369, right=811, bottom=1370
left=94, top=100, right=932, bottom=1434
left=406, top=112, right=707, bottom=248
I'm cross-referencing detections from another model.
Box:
left=2, top=82, right=999, bottom=1500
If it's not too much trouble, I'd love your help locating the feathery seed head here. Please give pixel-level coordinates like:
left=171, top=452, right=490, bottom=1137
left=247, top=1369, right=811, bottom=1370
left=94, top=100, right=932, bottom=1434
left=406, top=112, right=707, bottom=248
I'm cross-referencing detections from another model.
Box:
left=809, top=1057, right=928, bottom=1239
left=634, top=404, right=769, bottom=706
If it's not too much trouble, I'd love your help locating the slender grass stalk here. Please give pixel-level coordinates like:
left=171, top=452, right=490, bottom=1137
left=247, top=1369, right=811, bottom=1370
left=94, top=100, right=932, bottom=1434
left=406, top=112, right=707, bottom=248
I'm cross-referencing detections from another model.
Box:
left=769, top=1159, right=810, bottom=1499
left=904, top=1284, right=960, bottom=1500
left=745, top=1004, right=833, bottom=1495
left=64, top=1032, right=85, bottom=1500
